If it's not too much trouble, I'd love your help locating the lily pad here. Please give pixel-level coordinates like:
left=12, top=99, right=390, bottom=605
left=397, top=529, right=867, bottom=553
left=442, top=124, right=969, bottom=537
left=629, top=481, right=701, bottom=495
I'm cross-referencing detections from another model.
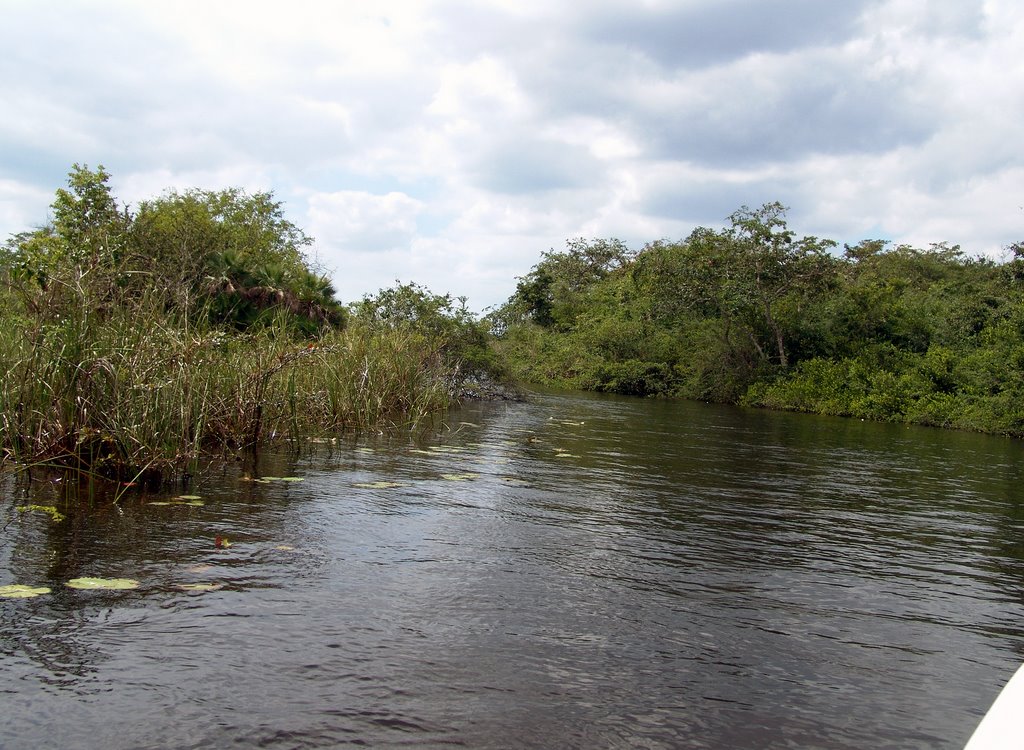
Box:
left=15, top=505, right=66, bottom=523
left=354, top=481, right=406, bottom=489
left=177, top=494, right=202, bottom=500
left=441, top=472, right=479, bottom=481
left=66, top=577, right=140, bottom=591
left=0, top=584, right=51, bottom=599
left=174, top=582, right=223, bottom=592
left=279, top=477, right=304, bottom=482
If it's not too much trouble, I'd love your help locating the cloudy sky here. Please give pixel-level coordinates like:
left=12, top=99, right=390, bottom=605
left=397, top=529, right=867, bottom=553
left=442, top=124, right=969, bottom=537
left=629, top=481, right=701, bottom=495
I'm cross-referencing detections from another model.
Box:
left=2, top=1, right=1021, bottom=311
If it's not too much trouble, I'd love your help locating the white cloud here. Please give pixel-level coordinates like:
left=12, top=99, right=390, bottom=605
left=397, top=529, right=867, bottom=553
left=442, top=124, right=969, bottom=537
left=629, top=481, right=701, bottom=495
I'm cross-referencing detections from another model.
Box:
left=1, top=0, right=1022, bottom=311
left=308, top=190, right=423, bottom=253
left=0, top=179, right=52, bottom=234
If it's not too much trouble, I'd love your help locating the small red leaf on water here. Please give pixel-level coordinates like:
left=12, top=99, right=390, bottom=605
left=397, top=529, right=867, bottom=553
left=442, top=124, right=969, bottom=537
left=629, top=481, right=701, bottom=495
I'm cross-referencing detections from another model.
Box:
left=215, top=536, right=232, bottom=549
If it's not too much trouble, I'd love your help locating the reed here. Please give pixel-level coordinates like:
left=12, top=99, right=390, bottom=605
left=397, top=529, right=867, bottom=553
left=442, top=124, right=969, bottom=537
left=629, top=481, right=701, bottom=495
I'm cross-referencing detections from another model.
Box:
left=0, top=166, right=484, bottom=486
left=0, top=290, right=459, bottom=485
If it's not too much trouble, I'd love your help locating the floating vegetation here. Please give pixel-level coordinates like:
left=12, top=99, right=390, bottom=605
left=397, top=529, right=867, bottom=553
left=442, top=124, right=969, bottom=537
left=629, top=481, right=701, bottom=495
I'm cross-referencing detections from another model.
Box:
left=66, top=577, right=140, bottom=591
left=441, top=472, right=479, bottom=481
left=148, top=498, right=205, bottom=507
left=177, top=495, right=202, bottom=500
left=255, top=476, right=304, bottom=483
left=353, top=481, right=407, bottom=489
left=553, top=452, right=580, bottom=459
left=174, top=582, right=223, bottom=592
left=215, top=536, right=232, bottom=549
left=274, top=545, right=296, bottom=551
left=0, top=584, right=51, bottom=599
left=15, top=505, right=66, bottom=523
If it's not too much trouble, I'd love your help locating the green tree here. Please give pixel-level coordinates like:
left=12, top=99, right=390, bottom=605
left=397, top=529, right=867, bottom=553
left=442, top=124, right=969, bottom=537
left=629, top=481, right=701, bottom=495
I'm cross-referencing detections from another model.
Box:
left=722, top=202, right=837, bottom=367
left=354, top=282, right=500, bottom=378
left=130, top=187, right=342, bottom=331
left=632, top=203, right=835, bottom=369
left=506, top=238, right=633, bottom=330
left=7, top=164, right=130, bottom=294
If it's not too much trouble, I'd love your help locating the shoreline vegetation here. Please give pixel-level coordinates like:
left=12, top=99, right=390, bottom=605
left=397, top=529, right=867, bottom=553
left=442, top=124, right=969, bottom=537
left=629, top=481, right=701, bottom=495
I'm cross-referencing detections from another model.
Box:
left=0, top=165, right=513, bottom=488
left=3, top=166, right=1022, bottom=490
left=491, top=203, right=1024, bottom=439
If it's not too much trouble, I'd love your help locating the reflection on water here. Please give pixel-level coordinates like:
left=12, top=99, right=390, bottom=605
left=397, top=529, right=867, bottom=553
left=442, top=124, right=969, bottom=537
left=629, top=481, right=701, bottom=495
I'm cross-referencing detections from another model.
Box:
left=3, top=389, right=1024, bottom=749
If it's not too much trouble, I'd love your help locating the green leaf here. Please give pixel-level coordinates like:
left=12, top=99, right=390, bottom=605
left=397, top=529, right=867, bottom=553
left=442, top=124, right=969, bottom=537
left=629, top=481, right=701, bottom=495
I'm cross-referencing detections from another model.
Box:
left=441, top=472, right=479, bottom=481
left=353, top=481, right=406, bottom=489
left=65, top=577, right=140, bottom=590
left=174, top=582, right=223, bottom=592
left=0, top=584, right=51, bottom=599
left=15, top=505, right=66, bottom=522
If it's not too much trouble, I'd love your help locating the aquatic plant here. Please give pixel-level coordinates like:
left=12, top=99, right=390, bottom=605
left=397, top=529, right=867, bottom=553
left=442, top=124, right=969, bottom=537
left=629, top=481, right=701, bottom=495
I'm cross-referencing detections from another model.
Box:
left=0, top=584, right=51, bottom=599
left=65, top=577, right=140, bottom=590
left=15, top=505, right=66, bottom=522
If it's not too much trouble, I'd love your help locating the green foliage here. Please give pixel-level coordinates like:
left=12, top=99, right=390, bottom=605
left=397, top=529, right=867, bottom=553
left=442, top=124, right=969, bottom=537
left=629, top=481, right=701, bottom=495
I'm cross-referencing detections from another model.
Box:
left=0, top=166, right=497, bottom=483
left=352, top=281, right=504, bottom=382
left=503, top=238, right=633, bottom=331
left=4, top=169, right=345, bottom=336
left=131, top=187, right=344, bottom=333
left=495, top=203, right=1024, bottom=436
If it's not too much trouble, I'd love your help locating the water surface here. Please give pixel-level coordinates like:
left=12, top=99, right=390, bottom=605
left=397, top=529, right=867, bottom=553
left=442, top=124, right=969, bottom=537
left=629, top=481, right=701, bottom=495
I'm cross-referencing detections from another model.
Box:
left=2, top=389, right=1024, bottom=748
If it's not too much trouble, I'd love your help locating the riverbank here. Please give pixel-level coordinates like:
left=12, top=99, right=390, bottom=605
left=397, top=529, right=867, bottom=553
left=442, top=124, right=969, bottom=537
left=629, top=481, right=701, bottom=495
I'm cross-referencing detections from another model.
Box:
left=490, top=207, right=1024, bottom=439
left=0, top=166, right=507, bottom=486
left=0, top=312, right=463, bottom=486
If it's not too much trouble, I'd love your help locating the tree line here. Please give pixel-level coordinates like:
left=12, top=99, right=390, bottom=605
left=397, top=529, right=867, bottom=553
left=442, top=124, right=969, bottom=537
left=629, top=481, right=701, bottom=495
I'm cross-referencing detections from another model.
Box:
left=491, top=202, right=1024, bottom=436
left=5, top=164, right=1021, bottom=484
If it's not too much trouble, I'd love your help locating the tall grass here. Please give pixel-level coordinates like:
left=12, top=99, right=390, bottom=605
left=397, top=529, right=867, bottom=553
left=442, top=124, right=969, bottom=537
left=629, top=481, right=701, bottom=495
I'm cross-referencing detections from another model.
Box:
left=0, top=286, right=459, bottom=484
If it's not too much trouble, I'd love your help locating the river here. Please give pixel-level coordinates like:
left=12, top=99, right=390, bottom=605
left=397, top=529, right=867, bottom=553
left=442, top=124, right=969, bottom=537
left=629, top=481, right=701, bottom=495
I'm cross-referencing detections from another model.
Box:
left=2, top=389, right=1023, bottom=749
